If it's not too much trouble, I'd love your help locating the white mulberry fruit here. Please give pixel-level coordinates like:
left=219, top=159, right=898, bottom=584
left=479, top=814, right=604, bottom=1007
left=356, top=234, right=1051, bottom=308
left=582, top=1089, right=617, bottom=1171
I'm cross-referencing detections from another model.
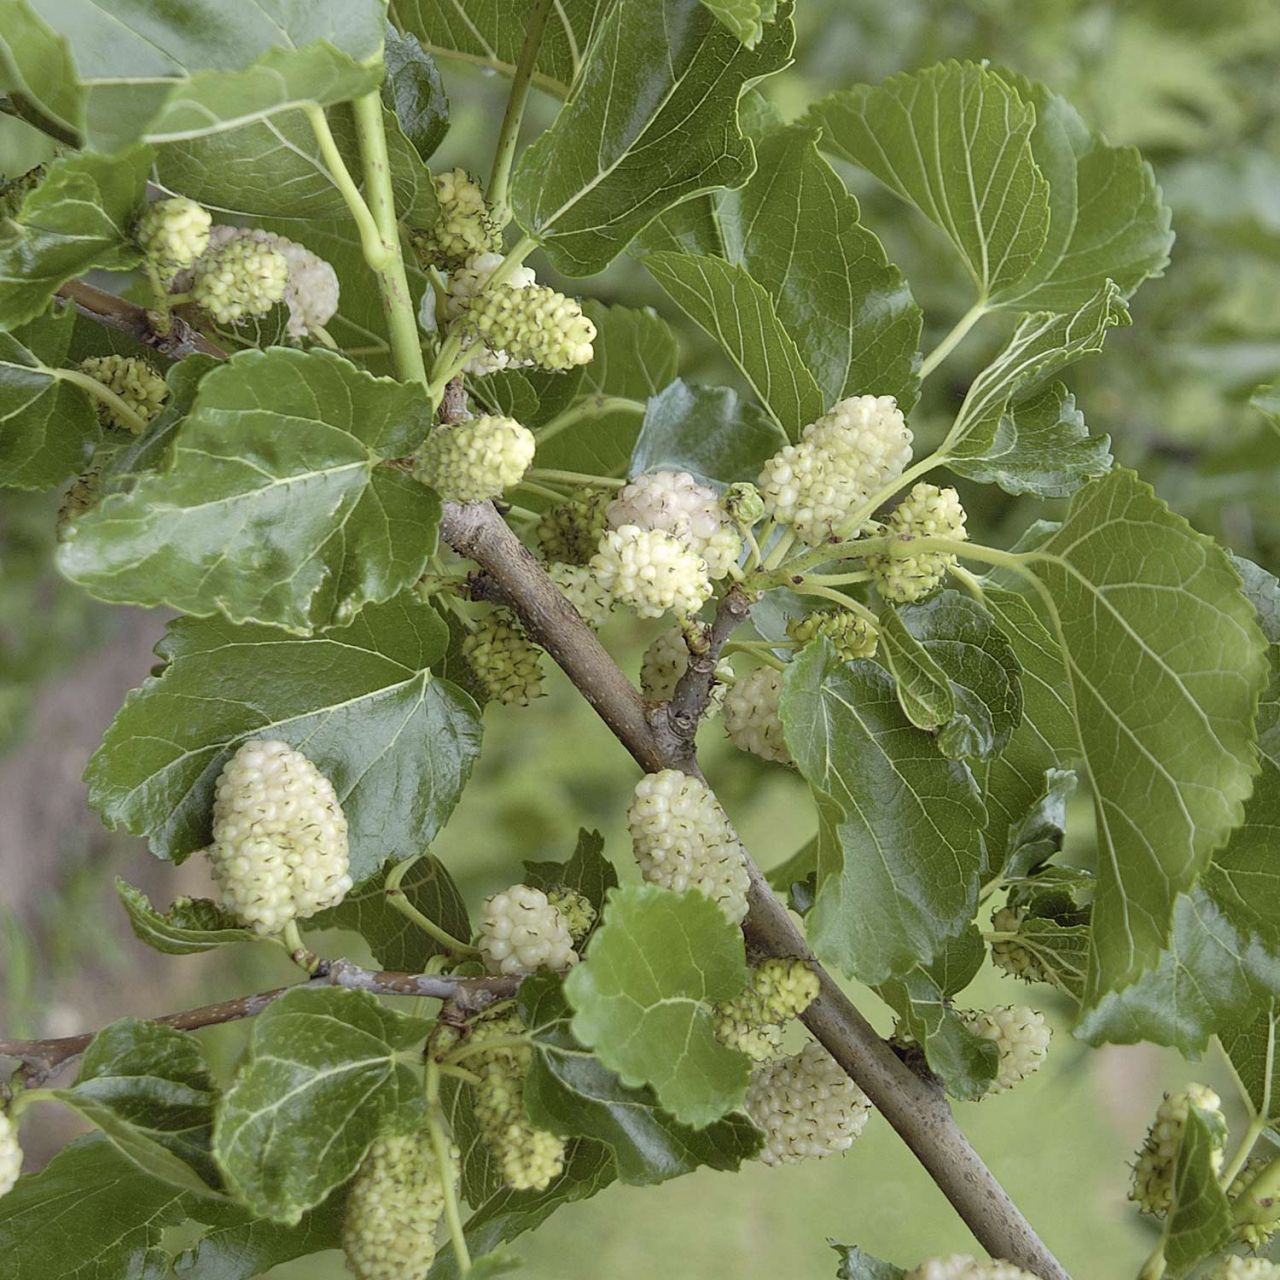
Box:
left=1131, top=1084, right=1228, bottom=1215
left=1211, top=1260, right=1280, bottom=1280
left=191, top=236, right=289, bottom=325
left=478, top=883, right=578, bottom=976
left=962, top=1006, right=1050, bottom=1093
left=414, top=169, right=501, bottom=266
left=463, top=610, right=544, bottom=706
left=723, top=666, right=790, bottom=764
left=639, top=626, right=731, bottom=713
left=787, top=610, right=878, bottom=660
left=0, top=1112, right=21, bottom=1199
left=714, top=958, right=820, bottom=1061
left=627, top=769, right=750, bottom=924
left=590, top=525, right=713, bottom=620
left=758, top=395, right=913, bottom=545
left=445, top=251, right=538, bottom=375
left=869, top=483, right=968, bottom=603
left=413, top=415, right=535, bottom=502
left=135, top=196, right=211, bottom=273
left=548, top=563, right=613, bottom=628
left=341, top=1130, right=449, bottom=1280
left=78, top=355, right=168, bottom=433
left=537, top=493, right=609, bottom=566
left=746, top=1041, right=871, bottom=1165
left=206, top=740, right=351, bottom=936
left=545, top=886, right=596, bottom=945
left=906, top=1256, right=1040, bottom=1280
left=461, top=282, right=596, bottom=372
left=607, top=471, right=741, bottom=579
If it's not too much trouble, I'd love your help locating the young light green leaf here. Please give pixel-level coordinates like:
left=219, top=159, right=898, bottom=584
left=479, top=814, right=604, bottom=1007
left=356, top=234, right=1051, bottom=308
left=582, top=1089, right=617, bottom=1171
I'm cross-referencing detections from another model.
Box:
left=947, top=381, right=1113, bottom=499
left=115, top=880, right=256, bottom=956
left=0, top=0, right=83, bottom=142
left=698, top=0, right=778, bottom=48
left=1025, top=469, right=1269, bottom=1001
left=510, top=0, right=793, bottom=275
left=564, top=884, right=749, bottom=1127
left=806, top=62, right=1049, bottom=300
left=0, top=304, right=99, bottom=489
left=780, top=642, right=987, bottom=985
left=520, top=974, right=762, bottom=1183
left=312, top=854, right=471, bottom=971
left=52, top=1019, right=221, bottom=1196
left=832, top=1243, right=907, bottom=1280
left=58, top=347, right=439, bottom=633
left=644, top=252, right=826, bottom=434
left=628, top=379, right=787, bottom=485
left=523, top=829, right=618, bottom=916
left=0, top=145, right=150, bottom=332
left=383, top=26, right=450, bottom=163
left=877, top=606, right=956, bottom=732
left=85, top=595, right=481, bottom=880
left=1162, top=1108, right=1234, bottom=1275
left=214, top=986, right=430, bottom=1224
left=896, top=590, right=1024, bottom=762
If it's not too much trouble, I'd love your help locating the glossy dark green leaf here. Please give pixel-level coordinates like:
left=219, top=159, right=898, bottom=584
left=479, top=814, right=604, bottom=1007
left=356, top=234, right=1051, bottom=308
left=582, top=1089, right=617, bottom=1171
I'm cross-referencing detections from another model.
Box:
left=564, top=885, right=748, bottom=1126
left=523, top=829, right=617, bottom=916
left=1163, top=1109, right=1233, bottom=1275
left=628, top=379, right=787, bottom=485
left=0, top=145, right=149, bottom=331
left=780, top=642, right=987, bottom=985
left=0, top=304, right=100, bottom=488
left=58, top=348, right=439, bottom=633
left=116, top=880, right=256, bottom=955
left=214, top=987, right=430, bottom=1224
left=520, top=974, right=761, bottom=1183
left=382, top=27, right=449, bottom=163
left=511, top=0, right=793, bottom=275
left=312, top=855, right=472, bottom=971
left=85, top=595, right=481, bottom=882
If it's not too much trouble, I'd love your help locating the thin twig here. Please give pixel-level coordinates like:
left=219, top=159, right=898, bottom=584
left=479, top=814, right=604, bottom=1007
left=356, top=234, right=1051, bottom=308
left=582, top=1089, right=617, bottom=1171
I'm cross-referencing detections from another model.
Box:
left=56, top=280, right=226, bottom=359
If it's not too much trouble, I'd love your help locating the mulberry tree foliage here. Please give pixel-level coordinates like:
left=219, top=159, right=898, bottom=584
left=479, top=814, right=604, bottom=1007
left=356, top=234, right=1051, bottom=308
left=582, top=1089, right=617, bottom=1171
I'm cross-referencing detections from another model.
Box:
left=0, top=2, right=1274, bottom=1280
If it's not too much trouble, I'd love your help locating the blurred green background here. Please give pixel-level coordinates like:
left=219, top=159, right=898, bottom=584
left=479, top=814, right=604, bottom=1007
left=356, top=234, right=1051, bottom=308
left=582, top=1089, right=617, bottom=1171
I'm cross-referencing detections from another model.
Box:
left=3, top=0, right=1278, bottom=1275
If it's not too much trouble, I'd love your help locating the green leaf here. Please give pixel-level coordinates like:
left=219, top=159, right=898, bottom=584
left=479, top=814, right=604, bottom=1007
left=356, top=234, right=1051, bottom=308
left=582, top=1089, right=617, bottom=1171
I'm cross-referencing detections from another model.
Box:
left=520, top=974, right=762, bottom=1182
left=698, top=0, right=778, bottom=47
left=58, top=347, right=439, bottom=633
left=644, top=122, right=922, bottom=412
left=214, top=986, right=430, bottom=1224
left=1002, top=769, right=1079, bottom=882
left=523, top=829, right=618, bottom=916
left=991, top=71, right=1173, bottom=311
left=116, top=879, right=255, bottom=955
left=1252, top=383, right=1280, bottom=435
left=382, top=26, right=449, bottom=163
left=85, top=595, right=481, bottom=880
left=1001, top=861, right=1092, bottom=1001
left=0, top=304, right=99, bottom=489
left=832, top=1243, right=907, bottom=1280
left=877, top=606, right=956, bottom=732
left=806, top=62, right=1049, bottom=300
left=628, top=379, right=787, bottom=484
left=564, top=885, right=748, bottom=1127
left=947, top=381, right=1113, bottom=499
left=0, top=1, right=83, bottom=142
left=1219, top=998, right=1280, bottom=1121
left=312, top=855, right=471, bottom=971
left=52, top=1019, right=221, bottom=1196
left=1163, top=1109, right=1234, bottom=1275
left=0, top=1136, right=194, bottom=1279
left=779, top=642, right=987, bottom=984
left=946, top=281, right=1129, bottom=463
left=12, top=0, right=385, bottom=151
left=510, top=0, right=794, bottom=275
left=1025, top=469, right=1269, bottom=1001
left=896, top=591, right=1023, bottom=762
left=644, top=252, right=826, bottom=433
left=0, top=145, right=149, bottom=332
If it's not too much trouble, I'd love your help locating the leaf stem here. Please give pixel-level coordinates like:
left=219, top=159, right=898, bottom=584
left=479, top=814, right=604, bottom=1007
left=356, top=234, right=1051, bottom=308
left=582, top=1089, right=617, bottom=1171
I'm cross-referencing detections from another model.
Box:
left=442, top=1034, right=530, bottom=1066
left=526, top=468, right=625, bottom=489
left=487, top=0, right=556, bottom=225
left=304, top=103, right=388, bottom=272
left=425, top=1060, right=471, bottom=1275
left=1220, top=1114, right=1267, bottom=1189
left=53, top=368, right=150, bottom=434
left=919, top=296, right=989, bottom=381
left=793, top=582, right=866, bottom=613
left=384, top=857, right=480, bottom=957
left=533, top=395, right=644, bottom=444
left=798, top=570, right=872, bottom=587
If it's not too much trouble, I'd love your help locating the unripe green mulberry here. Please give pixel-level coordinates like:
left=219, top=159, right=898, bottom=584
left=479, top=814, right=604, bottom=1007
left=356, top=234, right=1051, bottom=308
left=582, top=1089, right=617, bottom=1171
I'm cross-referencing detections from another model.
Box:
left=1131, top=1084, right=1228, bottom=1215
left=606, top=471, right=741, bottom=579
left=206, top=739, right=352, bottom=935
left=906, top=1256, right=1040, bottom=1280
left=590, top=525, right=713, bottom=620
left=639, top=626, right=731, bottom=713
left=461, top=281, right=596, bottom=371
left=135, top=197, right=212, bottom=273
left=745, top=1041, right=871, bottom=1165
left=723, top=667, right=790, bottom=764
left=869, top=483, right=968, bottom=603
left=545, top=886, right=596, bottom=945
left=0, top=1112, right=21, bottom=1199
left=463, top=609, right=544, bottom=705
left=988, top=906, right=1050, bottom=984
left=1212, top=1259, right=1280, bottom=1280
left=627, top=769, right=750, bottom=923
left=468, top=1013, right=565, bottom=1191
left=78, top=355, right=168, bottom=433
left=412, top=416, right=536, bottom=502
left=478, top=883, right=578, bottom=976
left=548, top=563, right=612, bottom=628
left=413, top=169, right=502, bottom=266
left=191, top=236, right=288, bottom=325
left=961, top=1005, right=1050, bottom=1092
left=537, top=493, right=609, bottom=566
left=787, top=610, right=878, bottom=661
left=445, top=251, right=539, bottom=374
left=714, top=958, right=820, bottom=1061
left=724, top=481, right=765, bottom=525
left=1230, top=1158, right=1280, bottom=1249
left=341, top=1130, right=449, bottom=1280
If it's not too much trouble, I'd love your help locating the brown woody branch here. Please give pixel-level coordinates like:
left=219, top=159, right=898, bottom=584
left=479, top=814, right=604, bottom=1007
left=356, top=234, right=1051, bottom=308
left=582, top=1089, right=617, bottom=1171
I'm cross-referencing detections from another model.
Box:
left=56, top=289, right=1069, bottom=1280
